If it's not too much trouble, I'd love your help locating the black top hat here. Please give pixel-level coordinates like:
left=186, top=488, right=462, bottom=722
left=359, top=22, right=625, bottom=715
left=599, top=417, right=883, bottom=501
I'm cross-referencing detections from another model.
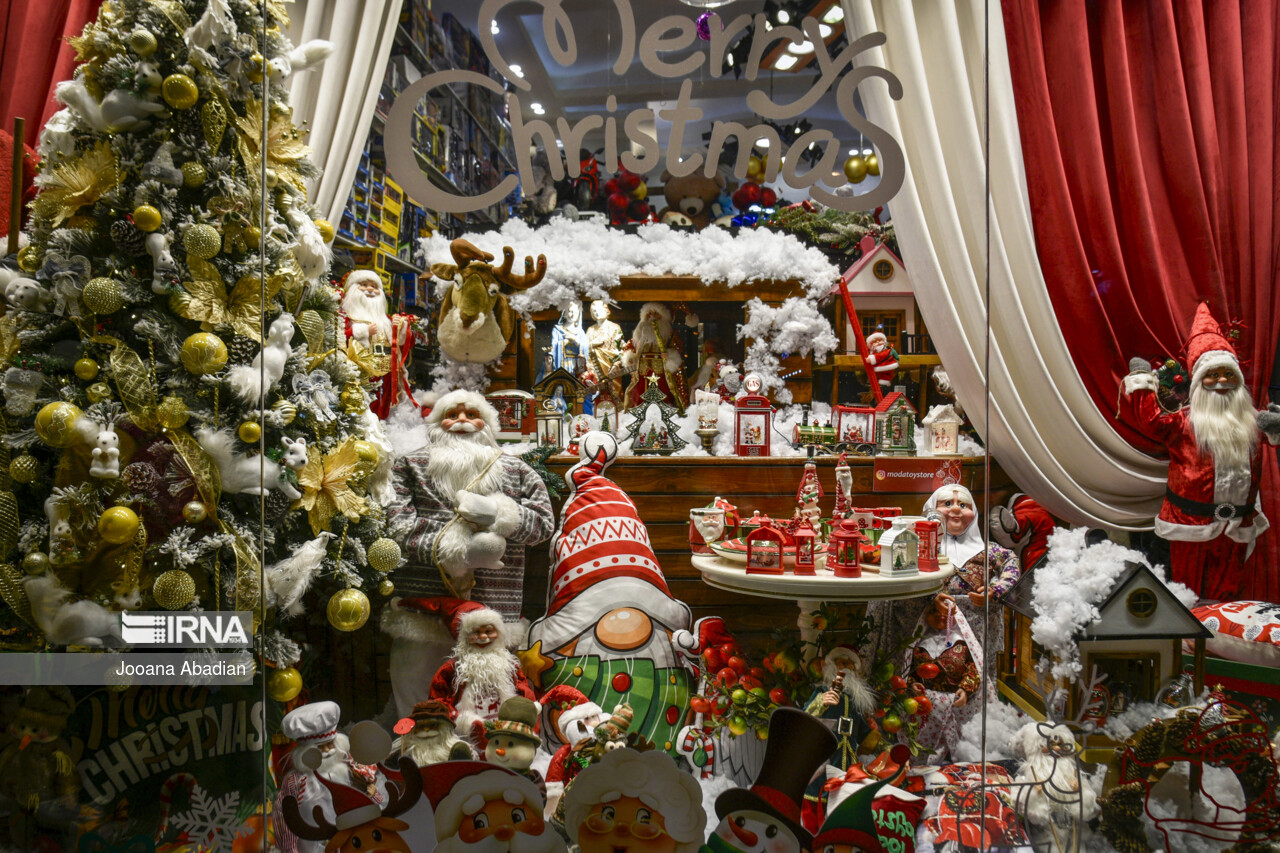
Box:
left=714, top=707, right=838, bottom=849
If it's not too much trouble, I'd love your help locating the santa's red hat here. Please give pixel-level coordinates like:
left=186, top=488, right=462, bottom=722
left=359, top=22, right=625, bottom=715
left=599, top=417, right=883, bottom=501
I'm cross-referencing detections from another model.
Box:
left=1186, top=302, right=1241, bottom=386
left=540, top=684, right=601, bottom=744
left=544, top=433, right=685, bottom=624
left=397, top=597, right=506, bottom=645
left=316, top=776, right=383, bottom=831
left=342, top=269, right=385, bottom=293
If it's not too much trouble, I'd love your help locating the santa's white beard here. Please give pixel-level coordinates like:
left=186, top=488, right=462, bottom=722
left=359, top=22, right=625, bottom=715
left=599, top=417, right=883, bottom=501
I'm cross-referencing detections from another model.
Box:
left=454, top=638, right=518, bottom=693
left=436, top=826, right=559, bottom=853
left=1189, top=383, right=1258, bottom=470
left=316, top=736, right=351, bottom=784
left=401, top=726, right=462, bottom=766
left=343, top=287, right=393, bottom=341
left=426, top=422, right=501, bottom=497
left=632, top=315, right=673, bottom=354
left=821, top=661, right=876, bottom=715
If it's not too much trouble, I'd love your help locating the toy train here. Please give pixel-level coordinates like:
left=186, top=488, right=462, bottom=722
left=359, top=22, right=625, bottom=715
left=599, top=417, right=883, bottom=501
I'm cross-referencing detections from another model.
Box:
left=790, top=421, right=875, bottom=457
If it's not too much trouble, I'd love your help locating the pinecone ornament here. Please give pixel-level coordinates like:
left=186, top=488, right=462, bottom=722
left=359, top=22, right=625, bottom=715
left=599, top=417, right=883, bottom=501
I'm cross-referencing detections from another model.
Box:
left=225, top=335, right=259, bottom=365
left=121, top=461, right=161, bottom=495
left=174, top=106, right=204, bottom=139
left=264, top=489, right=292, bottom=522
left=111, top=219, right=147, bottom=256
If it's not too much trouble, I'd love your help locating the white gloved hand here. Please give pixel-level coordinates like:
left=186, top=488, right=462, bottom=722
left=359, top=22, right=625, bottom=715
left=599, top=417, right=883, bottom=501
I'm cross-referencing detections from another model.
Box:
left=456, top=490, right=499, bottom=527
left=464, top=531, right=506, bottom=570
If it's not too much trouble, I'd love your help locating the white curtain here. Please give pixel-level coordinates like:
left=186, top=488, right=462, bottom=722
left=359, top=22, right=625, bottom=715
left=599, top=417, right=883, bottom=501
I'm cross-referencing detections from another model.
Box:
left=839, top=0, right=1166, bottom=529
left=287, top=0, right=401, bottom=225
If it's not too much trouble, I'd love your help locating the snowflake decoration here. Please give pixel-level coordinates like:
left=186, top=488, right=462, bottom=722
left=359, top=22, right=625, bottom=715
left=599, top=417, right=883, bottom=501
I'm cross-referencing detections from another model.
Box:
left=170, top=783, right=248, bottom=853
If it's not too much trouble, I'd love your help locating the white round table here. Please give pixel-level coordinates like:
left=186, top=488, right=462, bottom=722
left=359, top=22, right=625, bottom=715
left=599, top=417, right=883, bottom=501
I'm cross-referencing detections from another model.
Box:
left=691, top=554, right=956, bottom=656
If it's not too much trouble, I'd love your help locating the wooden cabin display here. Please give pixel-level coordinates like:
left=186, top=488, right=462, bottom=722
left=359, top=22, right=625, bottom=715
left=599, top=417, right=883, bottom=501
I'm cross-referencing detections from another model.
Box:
left=875, top=389, right=917, bottom=455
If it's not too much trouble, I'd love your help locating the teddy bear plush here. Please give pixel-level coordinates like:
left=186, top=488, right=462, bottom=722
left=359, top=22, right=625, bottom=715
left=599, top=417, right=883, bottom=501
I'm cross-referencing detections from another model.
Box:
left=657, top=170, right=726, bottom=230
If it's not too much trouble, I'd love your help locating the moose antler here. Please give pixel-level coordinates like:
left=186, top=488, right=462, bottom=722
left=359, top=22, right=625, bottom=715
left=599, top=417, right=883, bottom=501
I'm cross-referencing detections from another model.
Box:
left=280, top=795, right=338, bottom=841
left=449, top=238, right=494, bottom=268
left=382, top=755, right=423, bottom=818
left=493, top=246, right=547, bottom=290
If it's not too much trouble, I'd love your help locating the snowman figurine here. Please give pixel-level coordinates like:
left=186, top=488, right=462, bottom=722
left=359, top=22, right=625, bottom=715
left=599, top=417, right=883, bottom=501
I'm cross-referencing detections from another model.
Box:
left=484, top=696, right=547, bottom=804
left=89, top=424, right=120, bottom=479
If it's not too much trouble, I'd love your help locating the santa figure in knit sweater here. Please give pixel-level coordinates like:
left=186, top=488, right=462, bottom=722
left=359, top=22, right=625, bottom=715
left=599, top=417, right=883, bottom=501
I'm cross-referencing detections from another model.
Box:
left=381, top=389, right=554, bottom=718
left=418, top=597, right=536, bottom=745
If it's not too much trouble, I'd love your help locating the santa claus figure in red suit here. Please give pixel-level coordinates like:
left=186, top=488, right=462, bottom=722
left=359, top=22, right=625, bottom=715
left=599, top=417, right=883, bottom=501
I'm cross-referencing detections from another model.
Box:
left=340, top=270, right=416, bottom=418
left=621, top=302, right=687, bottom=410
left=863, top=331, right=899, bottom=393
left=1119, top=303, right=1280, bottom=600
left=413, top=597, right=537, bottom=745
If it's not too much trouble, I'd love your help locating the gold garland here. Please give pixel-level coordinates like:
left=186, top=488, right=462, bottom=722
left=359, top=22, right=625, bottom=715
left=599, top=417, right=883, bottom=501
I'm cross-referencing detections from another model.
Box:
left=90, top=335, right=158, bottom=431
left=0, top=564, right=33, bottom=628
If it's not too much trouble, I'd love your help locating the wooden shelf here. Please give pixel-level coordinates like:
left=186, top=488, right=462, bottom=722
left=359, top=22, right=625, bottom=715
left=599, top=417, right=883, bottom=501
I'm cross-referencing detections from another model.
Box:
left=816, top=353, right=943, bottom=369
left=611, top=276, right=806, bottom=303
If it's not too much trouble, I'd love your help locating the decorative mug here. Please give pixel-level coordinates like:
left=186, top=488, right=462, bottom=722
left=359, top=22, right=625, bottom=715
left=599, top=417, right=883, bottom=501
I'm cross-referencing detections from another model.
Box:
left=689, top=506, right=727, bottom=554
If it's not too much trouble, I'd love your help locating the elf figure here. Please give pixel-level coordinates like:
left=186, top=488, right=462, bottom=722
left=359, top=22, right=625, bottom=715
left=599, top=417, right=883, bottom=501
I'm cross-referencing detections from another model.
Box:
left=419, top=598, right=537, bottom=744
left=811, top=780, right=890, bottom=853
left=522, top=432, right=694, bottom=751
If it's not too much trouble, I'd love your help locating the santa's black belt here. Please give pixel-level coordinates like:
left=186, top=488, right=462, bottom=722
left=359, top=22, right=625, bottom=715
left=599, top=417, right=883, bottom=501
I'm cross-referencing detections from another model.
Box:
left=1165, top=489, right=1254, bottom=521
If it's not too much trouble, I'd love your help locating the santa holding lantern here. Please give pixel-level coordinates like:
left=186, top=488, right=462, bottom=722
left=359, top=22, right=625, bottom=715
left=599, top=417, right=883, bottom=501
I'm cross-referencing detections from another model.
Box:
left=339, top=269, right=417, bottom=418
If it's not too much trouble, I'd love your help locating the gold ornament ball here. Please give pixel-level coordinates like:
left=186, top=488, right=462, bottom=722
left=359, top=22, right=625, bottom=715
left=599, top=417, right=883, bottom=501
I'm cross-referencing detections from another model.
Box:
left=352, top=440, right=379, bottom=466
left=243, top=225, right=262, bottom=247
left=237, top=421, right=261, bottom=444
left=184, top=224, right=221, bottom=259
left=34, top=402, right=83, bottom=448
left=9, top=453, right=39, bottom=484
left=86, top=382, right=112, bottom=403
left=843, top=155, right=868, bottom=183
left=247, top=52, right=266, bottom=83
left=378, top=579, right=395, bottom=596
left=272, top=399, right=297, bottom=426
left=264, top=168, right=279, bottom=189
left=181, top=162, right=207, bottom=187
left=98, top=506, right=141, bottom=545
left=129, top=28, right=158, bottom=56
left=157, top=395, right=191, bottom=430
left=83, top=277, right=124, bottom=314
left=366, top=538, right=401, bottom=573
left=327, top=588, right=371, bottom=632
left=182, top=501, right=208, bottom=523
left=132, top=205, right=162, bottom=232
left=314, top=219, right=335, bottom=243
left=17, top=245, right=40, bottom=272
left=180, top=332, right=228, bottom=375
left=153, top=570, right=196, bottom=609
left=865, top=153, right=880, bottom=176
left=21, top=552, right=49, bottom=575
left=267, top=667, right=303, bottom=703
left=162, top=74, right=200, bottom=110
left=74, top=357, right=100, bottom=380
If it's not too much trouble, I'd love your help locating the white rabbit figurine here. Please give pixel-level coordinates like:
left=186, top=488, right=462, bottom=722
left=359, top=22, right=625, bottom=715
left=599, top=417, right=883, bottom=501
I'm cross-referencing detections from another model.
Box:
left=89, top=424, right=120, bottom=479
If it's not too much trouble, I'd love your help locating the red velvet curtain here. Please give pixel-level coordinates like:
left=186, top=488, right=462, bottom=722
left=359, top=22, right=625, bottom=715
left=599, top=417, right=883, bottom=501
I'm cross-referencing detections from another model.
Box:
left=1002, top=1, right=1280, bottom=601
left=0, top=0, right=98, bottom=148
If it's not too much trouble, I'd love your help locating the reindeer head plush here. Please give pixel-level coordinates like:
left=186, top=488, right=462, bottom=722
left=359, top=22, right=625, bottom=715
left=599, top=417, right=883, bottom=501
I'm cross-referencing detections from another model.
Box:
left=282, top=755, right=421, bottom=853
left=432, top=238, right=547, bottom=363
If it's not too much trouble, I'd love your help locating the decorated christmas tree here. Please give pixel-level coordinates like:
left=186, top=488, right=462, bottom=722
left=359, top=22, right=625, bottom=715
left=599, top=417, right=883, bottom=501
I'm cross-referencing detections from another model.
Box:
left=2, top=0, right=400, bottom=679
left=624, top=375, right=687, bottom=455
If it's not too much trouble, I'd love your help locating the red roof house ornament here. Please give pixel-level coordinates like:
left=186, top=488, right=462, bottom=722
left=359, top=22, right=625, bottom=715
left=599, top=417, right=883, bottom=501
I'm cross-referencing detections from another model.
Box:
left=828, top=519, right=867, bottom=578
left=734, top=393, right=774, bottom=456
left=874, top=388, right=917, bottom=456
left=746, top=522, right=786, bottom=575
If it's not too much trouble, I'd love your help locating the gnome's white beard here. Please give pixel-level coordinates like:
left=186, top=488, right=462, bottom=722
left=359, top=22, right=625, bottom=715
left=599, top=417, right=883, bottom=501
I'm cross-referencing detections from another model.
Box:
left=632, top=314, right=672, bottom=354
left=400, top=725, right=462, bottom=766
left=822, top=661, right=876, bottom=715
left=1189, top=382, right=1258, bottom=471
left=343, top=287, right=393, bottom=342
left=436, top=826, right=559, bottom=853
left=426, top=422, right=501, bottom=498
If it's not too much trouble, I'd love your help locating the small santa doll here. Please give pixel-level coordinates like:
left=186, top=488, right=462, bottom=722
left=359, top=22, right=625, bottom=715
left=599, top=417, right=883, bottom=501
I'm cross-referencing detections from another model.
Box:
left=340, top=269, right=416, bottom=418
left=621, top=302, right=687, bottom=410
left=540, top=685, right=606, bottom=813
left=419, top=598, right=536, bottom=745
left=394, top=699, right=472, bottom=767
left=863, top=332, right=899, bottom=393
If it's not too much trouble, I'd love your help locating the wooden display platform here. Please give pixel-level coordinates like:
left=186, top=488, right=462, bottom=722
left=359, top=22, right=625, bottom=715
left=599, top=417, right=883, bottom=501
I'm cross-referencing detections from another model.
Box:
left=525, top=454, right=1014, bottom=656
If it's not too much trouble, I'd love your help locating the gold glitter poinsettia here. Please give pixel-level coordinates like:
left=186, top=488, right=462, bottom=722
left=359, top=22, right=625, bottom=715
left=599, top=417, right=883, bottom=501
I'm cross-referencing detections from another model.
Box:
left=172, top=257, right=284, bottom=341
left=234, top=99, right=310, bottom=197
left=31, top=142, right=118, bottom=227
left=345, top=340, right=391, bottom=379
left=294, top=438, right=368, bottom=535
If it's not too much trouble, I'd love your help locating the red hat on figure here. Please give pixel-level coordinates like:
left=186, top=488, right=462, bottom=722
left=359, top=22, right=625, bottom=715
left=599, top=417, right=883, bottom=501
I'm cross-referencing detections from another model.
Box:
left=314, top=775, right=383, bottom=831
left=423, top=761, right=541, bottom=842
left=1186, top=303, right=1241, bottom=386
left=540, top=684, right=602, bottom=745
left=396, top=597, right=507, bottom=646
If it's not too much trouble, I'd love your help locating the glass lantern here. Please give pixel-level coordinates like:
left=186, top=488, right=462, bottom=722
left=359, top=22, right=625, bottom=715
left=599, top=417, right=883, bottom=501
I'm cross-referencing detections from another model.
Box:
left=828, top=519, right=866, bottom=578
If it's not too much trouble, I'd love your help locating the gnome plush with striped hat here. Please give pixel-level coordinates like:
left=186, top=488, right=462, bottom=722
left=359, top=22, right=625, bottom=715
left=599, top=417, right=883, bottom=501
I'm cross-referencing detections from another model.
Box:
left=522, top=431, right=694, bottom=750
